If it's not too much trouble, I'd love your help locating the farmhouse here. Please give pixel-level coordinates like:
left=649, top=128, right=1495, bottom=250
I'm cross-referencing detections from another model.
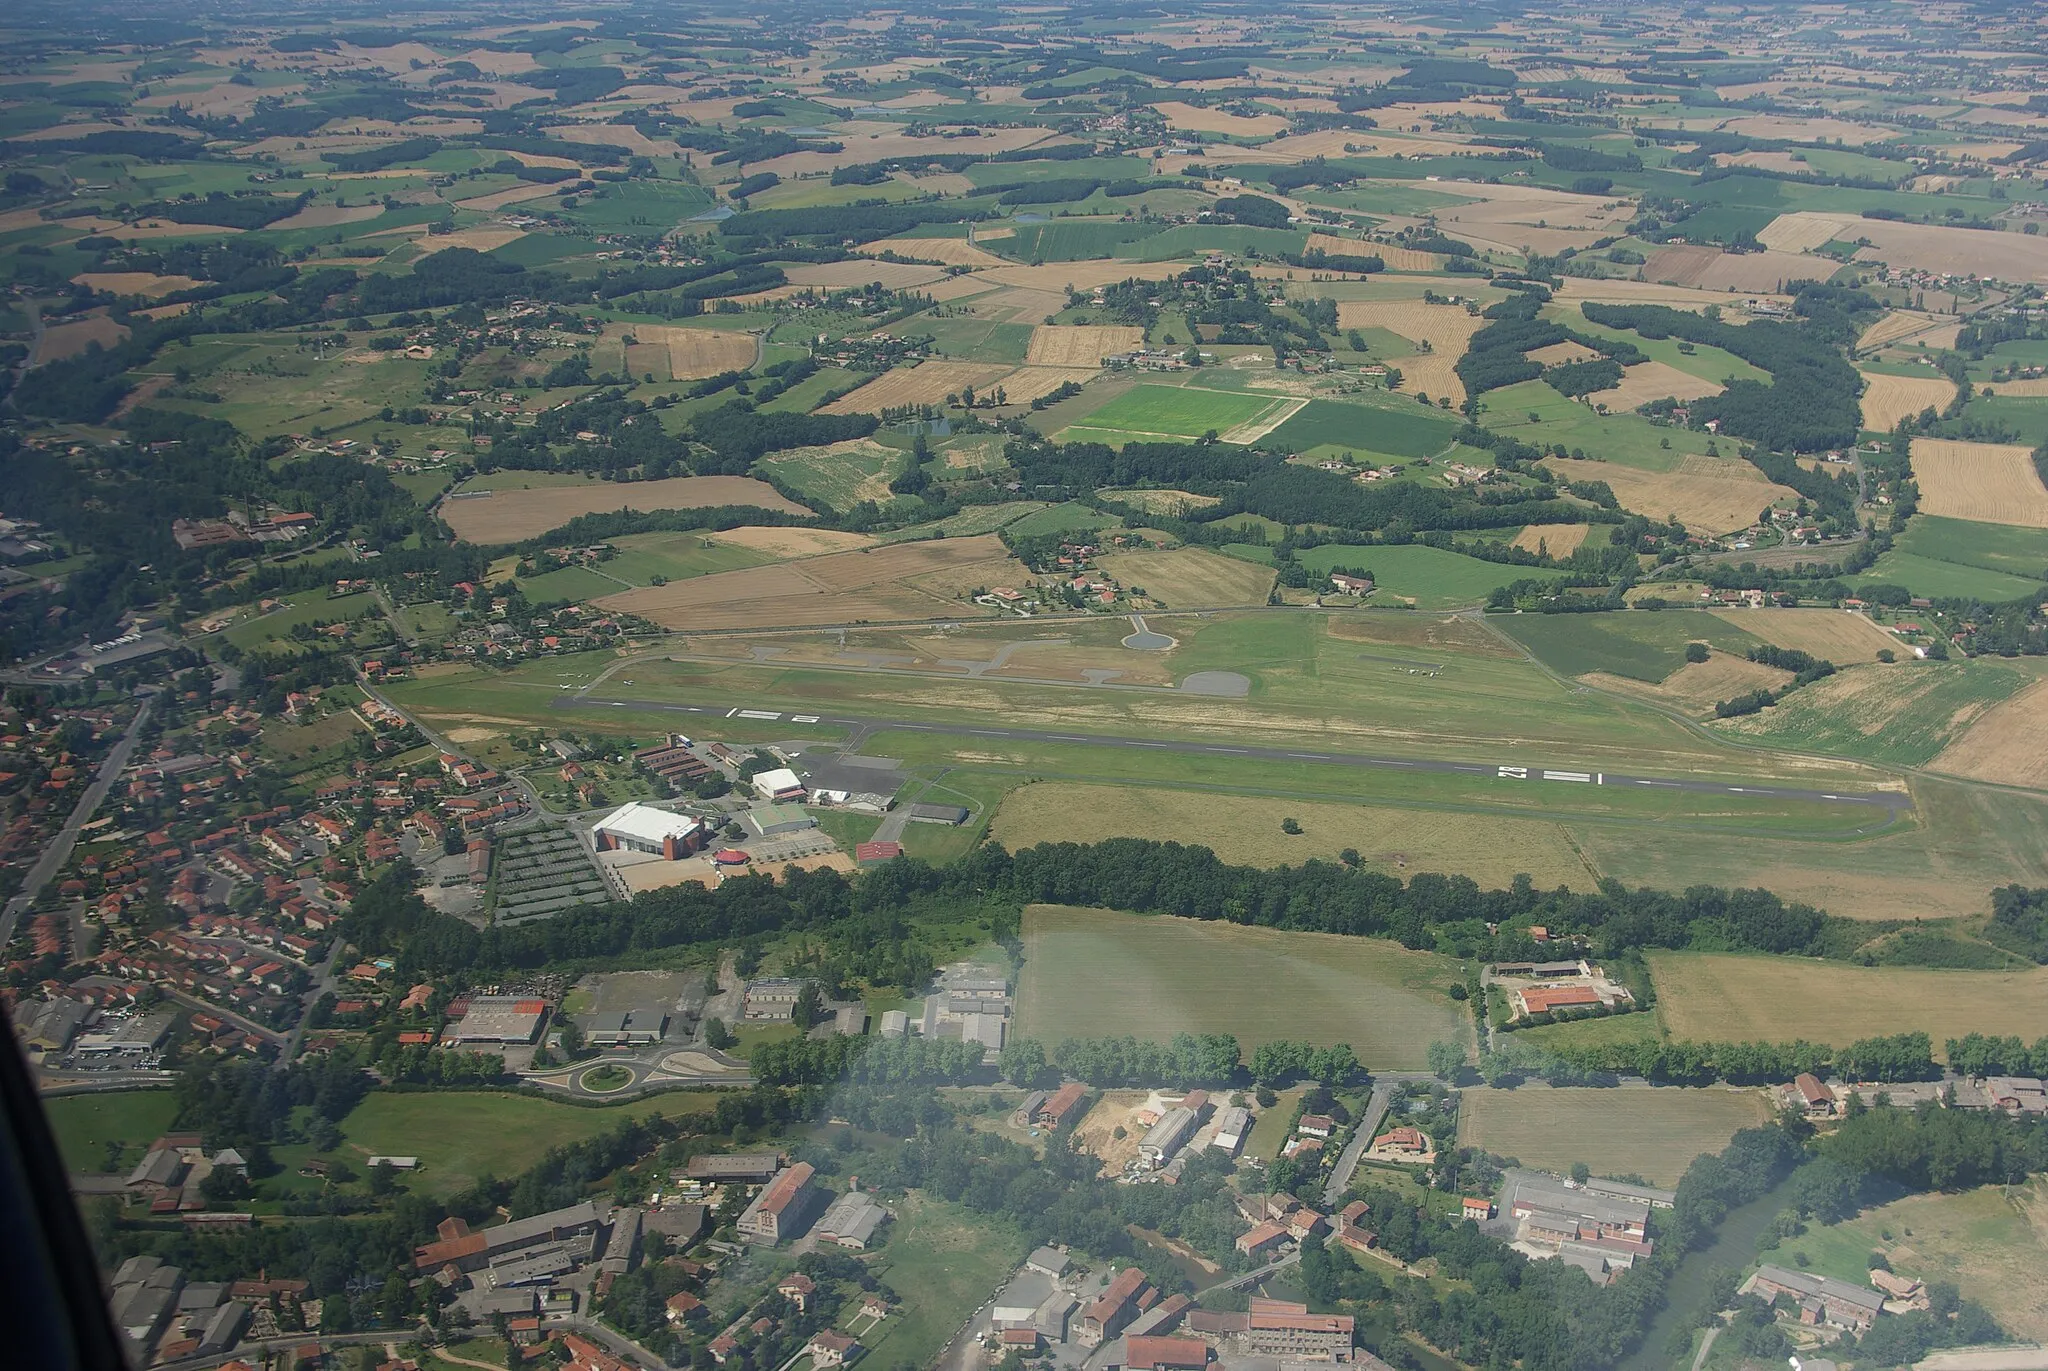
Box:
left=1039, top=1083, right=1089, bottom=1129
left=1236, top=1220, right=1290, bottom=1259
left=1785, top=1073, right=1839, bottom=1120
left=1743, top=1265, right=1884, bottom=1330
left=1978, top=1076, right=2048, bottom=1114
left=1513, top=984, right=1603, bottom=1015
left=591, top=803, right=703, bottom=860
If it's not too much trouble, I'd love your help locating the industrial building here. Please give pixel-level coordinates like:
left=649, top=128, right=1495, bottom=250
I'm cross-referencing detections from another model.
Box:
left=1744, top=1265, right=1885, bottom=1330
left=1139, top=1107, right=1199, bottom=1169
left=742, top=977, right=810, bottom=1021
left=736, top=1163, right=822, bottom=1245
left=814, top=1188, right=889, bottom=1250
left=750, top=767, right=806, bottom=801
left=1210, top=1106, right=1250, bottom=1155
left=743, top=802, right=816, bottom=838
left=591, top=802, right=704, bottom=860
left=441, top=996, right=549, bottom=1045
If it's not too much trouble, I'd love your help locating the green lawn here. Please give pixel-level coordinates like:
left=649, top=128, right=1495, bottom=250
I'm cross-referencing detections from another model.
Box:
left=1296, top=543, right=1520, bottom=610
left=1262, top=398, right=1461, bottom=459
left=1887, top=516, right=2048, bottom=586
left=862, top=1194, right=1024, bottom=1368
left=43, top=1090, right=179, bottom=1174
left=339, top=1090, right=719, bottom=1195
left=1496, top=609, right=1763, bottom=682
left=1061, top=384, right=1284, bottom=442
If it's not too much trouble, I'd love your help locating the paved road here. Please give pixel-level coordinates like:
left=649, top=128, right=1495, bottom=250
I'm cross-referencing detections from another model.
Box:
left=553, top=695, right=1912, bottom=812
left=1323, top=1081, right=1394, bottom=1208
left=276, top=938, right=347, bottom=1070
left=0, top=695, right=154, bottom=949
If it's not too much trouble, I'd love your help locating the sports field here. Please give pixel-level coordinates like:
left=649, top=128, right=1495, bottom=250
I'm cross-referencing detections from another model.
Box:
left=991, top=782, right=1595, bottom=887
left=1012, top=905, right=1469, bottom=1068
left=1457, top=1086, right=1770, bottom=1187
left=1060, top=384, right=1289, bottom=443
left=1648, top=953, right=2048, bottom=1053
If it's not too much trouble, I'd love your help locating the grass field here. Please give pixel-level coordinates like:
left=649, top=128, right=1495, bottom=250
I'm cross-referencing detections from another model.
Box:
left=862, top=1193, right=1024, bottom=1368
left=1498, top=610, right=1762, bottom=682
left=1457, top=1085, right=1770, bottom=1187
left=1013, top=905, right=1469, bottom=1068
left=755, top=439, right=904, bottom=513
left=992, top=781, right=1595, bottom=886
left=1296, top=544, right=1520, bottom=610
left=1648, top=953, right=2048, bottom=1053
left=1770, top=1179, right=2048, bottom=1342
left=1890, top=515, right=2048, bottom=583
left=218, top=591, right=378, bottom=653
left=339, top=1089, right=716, bottom=1195
left=1711, top=658, right=2030, bottom=766
left=1060, top=383, right=1286, bottom=443
left=44, top=1090, right=179, bottom=1174
left=602, top=532, right=775, bottom=586
left=1261, top=398, right=1460, bottom=459
left=1861, top=548, right=2046, bottom=602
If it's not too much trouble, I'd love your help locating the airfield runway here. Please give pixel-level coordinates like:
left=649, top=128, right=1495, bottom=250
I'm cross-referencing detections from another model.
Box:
left=555, top=694, right=1912, bottom=812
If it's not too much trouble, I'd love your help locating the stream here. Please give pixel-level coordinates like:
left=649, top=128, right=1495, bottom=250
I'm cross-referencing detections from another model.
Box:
left=1618, top=1165, right=1806, bottom=1371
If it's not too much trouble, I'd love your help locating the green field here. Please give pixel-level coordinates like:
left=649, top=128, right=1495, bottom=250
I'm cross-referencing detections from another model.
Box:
left=1770, top=1180, right=2048, bottom=1343
left=1863, top=549, right=2047, bottom=603
left=43, top=1090, right=179, bottom=1174
left=1476, top=379, right=1725, bottom=471
left=1013, top=905, right=1470, bottom=1068
left=338, top=1089, right=718, bottom=1195
left=1061, top=384, right=1284, bottom=442
left=756, top=441, right=903, bottom=513
left=603, top=532, right=775, bottom=585
left=862, top=1193, right=1025, bottom=1368
left=1711, top=658, right=2031, bottom=765
left=1296, top=543, right=1520, bottom=609
left=1497, top=609, right=1762, bottom=682
left=1457, top=1086, right=1770, bottom=1187
left=1894, top=515, right=2048, bottom=581
left=1262, top=397, right=1461, bottom=459
left=1001, top=501, right=1123, bottom=538
left=218, top=591, right=379, bottom=653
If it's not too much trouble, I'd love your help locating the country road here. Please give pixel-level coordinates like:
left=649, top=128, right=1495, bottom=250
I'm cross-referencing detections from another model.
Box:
left=551, top=694, right=1912, bottom=813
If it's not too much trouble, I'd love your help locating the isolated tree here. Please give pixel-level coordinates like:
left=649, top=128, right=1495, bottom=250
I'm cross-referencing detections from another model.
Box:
left=1427, top=1039, right=1466, bottom=1081
left=1684, top=642, right=1710, bottom=664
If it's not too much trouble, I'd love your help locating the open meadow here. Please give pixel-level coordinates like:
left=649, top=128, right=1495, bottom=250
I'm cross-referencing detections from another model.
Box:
left=1540, top=454, right=1796, bottom=534
left=1058, top=383, right=1296, bottom=444
left=1013, top=905, right=1468, bottom=1068
left=1095, top=546, right=1277, bottom=607
left=990, top=782, right=1595, bottom=887
left=1457, top=1086, right=1769, bottom=1187
left=1648, top=953, right=2048, bottom=1052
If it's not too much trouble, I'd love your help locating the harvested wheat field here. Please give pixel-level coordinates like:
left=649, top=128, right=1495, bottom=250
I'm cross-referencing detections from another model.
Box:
left=594, top=534, right=1019, bottom=631
left=1979, top=378, right=2048, bottom=398
left=1713, top=608, right=1906, bottom=663
left=1859, top=369, right=1958, bottom=430
left=36, top=315, right=129, bottom=362
left=978, top=260, right=1187, bottom=294
left=783, top=259, right=949, bottom=290
left=1589, top=360, right=1727, bottom=411
left=1554, top=278, right=1784, bottom=314
left=1153, top=100, right=1290, bottom=137
left=1526, top=341, right=1602, bottom=367
left=70, top=272, right=201, bottom=298
left=1025, top=325, right=1144, bottom=367
left=1336, top=298, right=1483, bottom=351
left=1644, top=244, right=1831, bottom=293
left=1763, top=212, right=2048, bottom=281
left=706, top=526, right=876, bottom=558
left=1911, top=438, right=2048, bottom=528
left=441, top=476, right=807, bottom=543
left=1542, top=455, right=1795, bottom=534
left=1307, top=232, right=1390, bottom=262
left=452, top=183, right=560, bottom=212
left=1104, top=488, right=1222, bottom=516
left=629, top=326, right=757, bottom=381
left=1096, top=547, right=1277, bottom=608
left=1858, top=310, right=1954, bottom=352
left=415, top=226, right=528, bottom=255
left=1928, top=679, right=2048, bottom=789
left=1650, top=953, right=2048, bottom=1051
left=1510, top=523, right=1592, bottom=556
left=858, top=236, right=1012, bottom=269
left=987, top=365, right=1100, bottom=406
left=267, top=202, right=386, bottom=232
left=1387, top=349, right=1469, bottom=405
left=1375, top=246, right=1447, bottom=272
left=1583, top=654, right=1794, bottom=716
left=819, top=361, right=1011, bottom=415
